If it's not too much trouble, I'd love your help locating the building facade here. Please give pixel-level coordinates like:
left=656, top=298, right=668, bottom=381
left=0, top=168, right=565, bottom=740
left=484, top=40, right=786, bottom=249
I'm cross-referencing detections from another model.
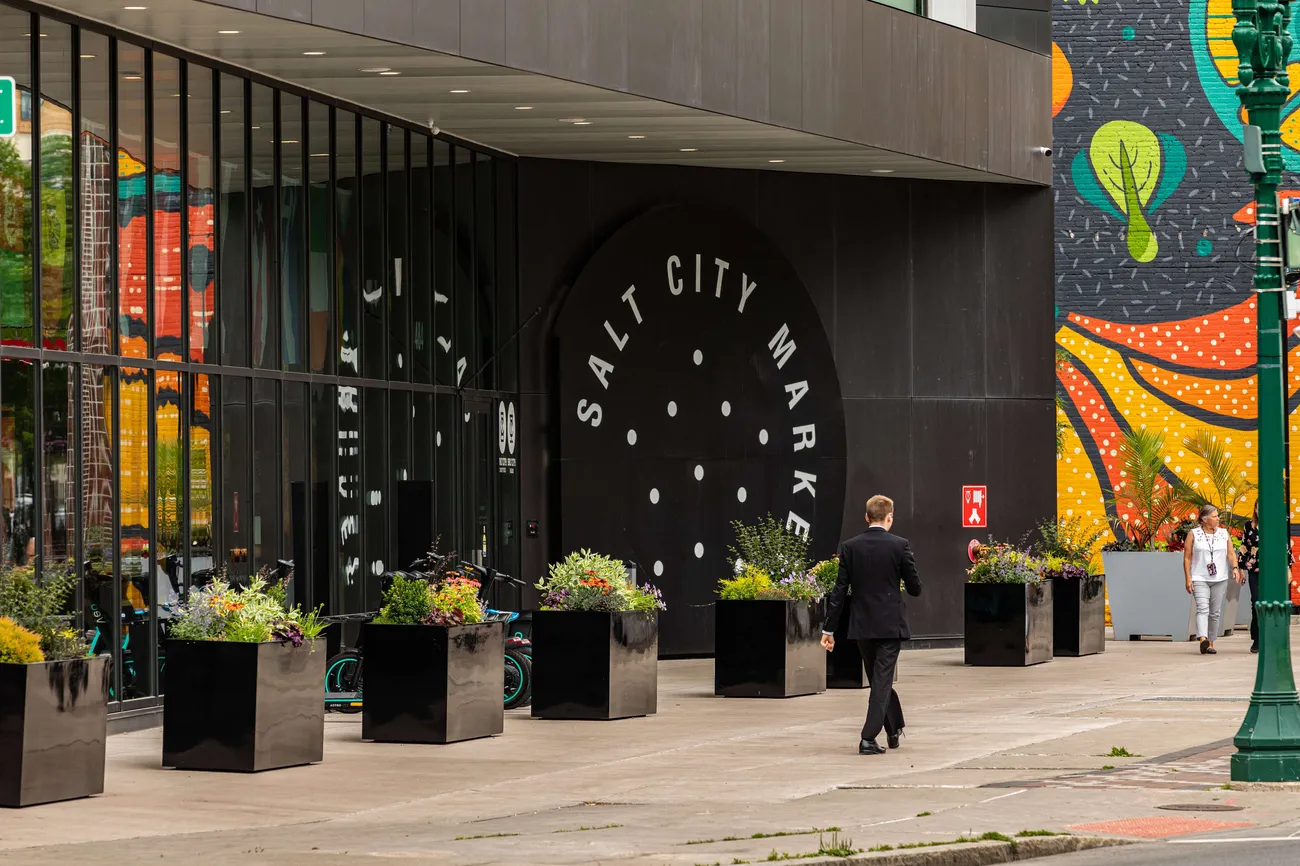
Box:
left=0, top=0, right=1052, bottom=719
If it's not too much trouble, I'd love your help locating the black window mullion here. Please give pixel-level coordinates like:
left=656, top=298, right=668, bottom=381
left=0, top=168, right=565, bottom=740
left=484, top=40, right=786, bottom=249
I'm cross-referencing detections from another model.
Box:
left=108, top=39, right=119, bottom=357
left=110, top=366, right=121, bottom=707
left=144, top=49, right=154, bottom=360
left=245, top=77, right=253, bottom=372
left=71, top=26, right=81, bottom=354
left=178, top=59, right=188, bottom=366
left=31, top=11, right=42, bottom=353
left=146, top=368, right=158, bottom=695
left=210, top=71, right=220, bottom=366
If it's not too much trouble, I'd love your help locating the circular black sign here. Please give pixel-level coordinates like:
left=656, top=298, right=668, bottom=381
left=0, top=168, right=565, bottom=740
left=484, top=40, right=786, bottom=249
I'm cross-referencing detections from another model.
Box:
left=556, top=206, right=847, bottom=655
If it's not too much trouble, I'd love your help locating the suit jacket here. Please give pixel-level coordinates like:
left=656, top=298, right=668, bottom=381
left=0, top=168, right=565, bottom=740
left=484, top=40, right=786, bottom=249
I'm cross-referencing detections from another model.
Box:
left=823, top=527, right=922, bottom=641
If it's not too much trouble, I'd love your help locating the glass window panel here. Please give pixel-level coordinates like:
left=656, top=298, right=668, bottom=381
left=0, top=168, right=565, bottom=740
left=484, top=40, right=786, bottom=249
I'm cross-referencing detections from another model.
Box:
left=187, top=65, right=215, bottom=363
left=117, top=43, right=147, bottom=360
left=282, top=380, right=307, bottom=607
left=0, top=12, right=33, bottom=347
left=388, top=389, right=409, bottom=564
left=80, top=364, right=113, bottom=670
left=337, top=380, right=361, bottom=610
left=251, top=83, right=276, bottom=369
left=1, top=359, right=37, bottom=566
left=221, top=374, right=250, bottom=582
left=280, top=94, right=305, bottom=372
left=307, top=101, right=331, bottom=374
left=454, top=147, right=474, bottom=389
left=42, top=361, right=74, bottom=571
left=388, top=127, right=408, bottom=381
left=154, top=368, right=182, bottom=688
left=119, top=366, right=154, bottom=698
left=495, top=159, right=518, bottom=393
left=309, top=382, right=334, bottom=614
left=252, top=377, right=279, bottom=570
left=434, top=392, right=456, bottom=554
left=360, top=118, right=383, bottom=379
left=153, top=54, right=182, bottom=361
left=336, top=110, right=358, bottom=376
left=219, top=74, right=247, bottom=367
left=189, top=372, right=217, bottom=588
left=433, top=142, right=453, bottom=386
left=475, top=153, right=495, bottom=390
left=78, top=32, right=112, bottom=355
left=362, top=387, right=386, bottom=610
left=410, top=137, right=432, bottom=384
left=413, top=391, right=433, bottom=489
left=40, top=21, right=75, bottom=351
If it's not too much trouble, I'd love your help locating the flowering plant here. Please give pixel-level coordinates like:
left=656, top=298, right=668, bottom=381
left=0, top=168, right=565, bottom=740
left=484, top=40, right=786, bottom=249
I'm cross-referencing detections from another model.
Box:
left=537, top=550, right=666, bottom=612
left=169, top=567, right=325, bottom=648
left=0, top=563, right=89, bottom=661
left=1037, top=555, right=1088, bottom=581
left=966, top=542, right=1042, bottom=585
left=375, top=572, right=486, bottom=626
left=809, top=558, right=841, bottom=595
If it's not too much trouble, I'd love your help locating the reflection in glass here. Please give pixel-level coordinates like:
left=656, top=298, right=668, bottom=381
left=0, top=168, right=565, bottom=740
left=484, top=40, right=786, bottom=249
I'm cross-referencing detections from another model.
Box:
left=80, top=365, right=114, bottom=686
left=222, top=376, right=250, bottom=582
left=433, top=142, right=454, bottom=385
left=42, top=362, right=74, bottom=570
left=119, top=366, right=154, bottom=698
left=187, top=65, right=215, bottom=363
left=309, top=383, right=335, bottom=613
left=155, top=370, right=183, bottom=689
left=41, top=21, right=76, bottom=350
left=281, top=94, right=305, bottom=371
left=454, top=147, right=474, bottom=389
left=495, top=160, right=519, bottom=392
left=388, top=127, right=408, bottom=381
left=219, top=74, right=248, bottom=366
left=337, top=380, right=361, bottom=611
left=79, top=33, right=112, bottom=354
left=0, top=10, right=34, bottom=347
left=336, top=111, right=358, bottom=376
left=283, top=381, right=308, bottom=607
left=252, top=377, right=280, bottom=570
left=476, top=153, right=496, bottom=390
left=189, top=373, right=217, bottom=585
left=362, top=387, right=387, bottom=611
left=308, top=101, right=332, bottom=374
left=1, top=359, right=36, bottom=566
left=117, top=43, right=147, bottom=359
left=411, top=138, right=432, bottom=383
left=154, top=55, right=182, bottom=361
left=388, top=390, right=410, bottom=565
left=251, top=84, right=276, bottom=368
left=434, top=393, right=456, bottom=555
left=361, top=119, right=383, bottom=379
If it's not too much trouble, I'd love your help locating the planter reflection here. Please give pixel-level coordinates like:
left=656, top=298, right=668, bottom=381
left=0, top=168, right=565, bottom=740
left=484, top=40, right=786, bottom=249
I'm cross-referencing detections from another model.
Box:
left=715, top=599, right=826, bottom=698
left=531, top=611, right=658, bottom=720
left=964, top=582, right=1054, bottom=667
left=1051, top=576, right=1106, bottom=657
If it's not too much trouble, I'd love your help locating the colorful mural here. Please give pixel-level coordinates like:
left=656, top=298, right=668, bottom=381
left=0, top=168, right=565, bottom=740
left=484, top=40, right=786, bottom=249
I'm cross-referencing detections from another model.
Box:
left=1054, top=1, right=1300, bottom=599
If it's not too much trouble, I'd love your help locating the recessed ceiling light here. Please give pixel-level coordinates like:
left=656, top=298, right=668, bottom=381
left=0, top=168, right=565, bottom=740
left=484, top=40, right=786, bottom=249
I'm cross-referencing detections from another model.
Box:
left=359, top=67, right=390, bottom=73
left=558, top=118, right=585, bottom=124
left=768, top=159, right=785, bottom=164
left=450, top=89, right=469, bottom=94
left=281, top=140, right=299, bottom=145
left=303, top=51, right=326, bottom=56
left=24, top=33, right=49, bottom=38
left=379, top=71, right=402, bottom=76
left=218, top=30, right=240, bottom=35
left=515, top=106, right=533, bottom=110
left=123, top=5, right=147, bottom=10
left=870, top=169, right=894, bottom=174
left=573, top=120, right=592, bottom=126
left=80, top=54, right=96, bottom=59
left=220, top=110, right=231, bottom=114
left=311, top=153, right=329, bottom=158
left=122, top=73, right=142, bottom=81
left=680, top=148, right=698, bottom=153
left=628, top=135, right=646, bottom=140
left=251, top=126, right=260, bottom=130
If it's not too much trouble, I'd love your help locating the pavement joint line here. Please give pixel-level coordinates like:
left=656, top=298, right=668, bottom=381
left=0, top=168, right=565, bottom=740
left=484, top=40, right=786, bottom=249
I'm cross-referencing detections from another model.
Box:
left=1167, top=837, right=1300, bottom=843
left=977, top=790, right=1028, bottom=804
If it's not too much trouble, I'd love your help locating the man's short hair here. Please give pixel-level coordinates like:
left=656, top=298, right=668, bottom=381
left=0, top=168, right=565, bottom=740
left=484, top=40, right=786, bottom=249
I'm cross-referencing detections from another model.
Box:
left=866, top=495, right=894, bottom=524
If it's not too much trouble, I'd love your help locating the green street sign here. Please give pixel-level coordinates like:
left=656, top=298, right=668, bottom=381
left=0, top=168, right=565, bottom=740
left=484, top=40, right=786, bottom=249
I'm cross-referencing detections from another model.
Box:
left=0, top=77, right=14, bottom=137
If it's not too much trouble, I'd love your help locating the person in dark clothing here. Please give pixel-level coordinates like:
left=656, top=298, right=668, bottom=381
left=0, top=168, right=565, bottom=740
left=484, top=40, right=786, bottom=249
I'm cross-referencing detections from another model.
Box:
left=1240, top=498, right=1295, bottom=654
left=821, top=495, right=923, bottom=755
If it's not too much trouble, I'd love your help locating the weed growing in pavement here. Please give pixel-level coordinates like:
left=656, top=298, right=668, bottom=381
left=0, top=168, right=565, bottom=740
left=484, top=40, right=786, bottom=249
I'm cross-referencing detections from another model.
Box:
left=895, top=831, right=1017, bottom=850
left=869, top=844, right=895, bottom=852
left=1101, top=765, right=1115, bottom=770
left=1107, top=746, right=1141, bottom=758
left=762, top=833, right=860, bottom=861
left=916, top=811, right=932, bottom=817
left=553, top=824, right=621, bottom=834
left=1015, top=830, right=1061, bottom=838
left=454, top=833, right=520, bottom=841
left=685, top=828, right=839, bottom=846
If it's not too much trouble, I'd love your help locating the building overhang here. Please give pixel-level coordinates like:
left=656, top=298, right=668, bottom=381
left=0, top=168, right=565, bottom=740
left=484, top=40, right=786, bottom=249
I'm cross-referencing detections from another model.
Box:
left=37, top=0, right=1050, bottom=185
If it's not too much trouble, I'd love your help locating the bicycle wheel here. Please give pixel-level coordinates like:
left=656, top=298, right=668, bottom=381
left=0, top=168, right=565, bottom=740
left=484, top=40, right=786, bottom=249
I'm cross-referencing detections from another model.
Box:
left=325, top=650, right=363, bottom=714
left=504, top=648, right=532, bottom=710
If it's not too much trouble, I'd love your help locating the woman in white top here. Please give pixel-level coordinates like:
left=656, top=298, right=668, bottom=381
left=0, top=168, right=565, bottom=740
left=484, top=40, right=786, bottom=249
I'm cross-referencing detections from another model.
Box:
left=1182, top=504, right=1243, bottom=654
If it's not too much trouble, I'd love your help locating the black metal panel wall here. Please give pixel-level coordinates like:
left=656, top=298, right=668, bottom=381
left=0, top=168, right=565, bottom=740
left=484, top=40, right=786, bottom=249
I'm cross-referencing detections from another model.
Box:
left=515, top=159, right=1055, bottom=651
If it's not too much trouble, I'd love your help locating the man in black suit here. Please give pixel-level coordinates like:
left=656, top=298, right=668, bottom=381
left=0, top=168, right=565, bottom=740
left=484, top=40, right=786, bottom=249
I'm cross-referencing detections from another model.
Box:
left=821, top=495, right=923, bottom=755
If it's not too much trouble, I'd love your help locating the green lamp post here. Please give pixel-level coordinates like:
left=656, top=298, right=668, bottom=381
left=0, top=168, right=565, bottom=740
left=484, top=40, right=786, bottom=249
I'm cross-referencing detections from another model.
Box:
left=1231, top=0, right=1300, bottom=783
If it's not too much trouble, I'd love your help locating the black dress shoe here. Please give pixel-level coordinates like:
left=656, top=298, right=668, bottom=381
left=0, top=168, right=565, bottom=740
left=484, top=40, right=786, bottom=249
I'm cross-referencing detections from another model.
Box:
left=887, top=731, right=902, bottom=750
left=859, top=739, right=886, bottom=755
left=1251, top=641, right=1260, bottom=654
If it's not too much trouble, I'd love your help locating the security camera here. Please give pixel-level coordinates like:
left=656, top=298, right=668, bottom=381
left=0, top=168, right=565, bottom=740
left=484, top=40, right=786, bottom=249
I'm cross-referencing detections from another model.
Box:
left=1033, top=146, right=1053, bottom=157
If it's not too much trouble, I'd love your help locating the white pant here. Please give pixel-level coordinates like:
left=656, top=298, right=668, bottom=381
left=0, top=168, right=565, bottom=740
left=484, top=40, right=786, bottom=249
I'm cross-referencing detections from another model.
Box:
left=1193, top=580, right=1228, bottom=640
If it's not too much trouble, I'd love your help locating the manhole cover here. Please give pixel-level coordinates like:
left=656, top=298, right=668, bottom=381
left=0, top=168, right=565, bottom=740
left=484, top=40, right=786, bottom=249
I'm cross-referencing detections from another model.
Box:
left=1157, top=804, right=1244, bottom=812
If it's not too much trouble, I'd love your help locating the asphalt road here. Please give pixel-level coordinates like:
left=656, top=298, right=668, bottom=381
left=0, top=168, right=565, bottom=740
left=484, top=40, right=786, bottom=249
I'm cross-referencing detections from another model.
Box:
left=1049, top=838, right=1300, bottom=865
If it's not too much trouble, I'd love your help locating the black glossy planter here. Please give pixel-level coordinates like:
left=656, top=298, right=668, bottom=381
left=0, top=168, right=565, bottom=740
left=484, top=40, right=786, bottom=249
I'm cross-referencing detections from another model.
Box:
left=964, top=582, right=1054, bottom=667
left=1051, top=576, right=1106, bottom=657
left=0, top=657, right=110, bottom=807
left=715, top=600, right=826, bottom=698
left=361, top=621, right=504, bottom=744
left=825, top=601, right=867, bottom=689
left=531, top=611, right=658, bottom=720
left=163, top=640, right=325, bottom=771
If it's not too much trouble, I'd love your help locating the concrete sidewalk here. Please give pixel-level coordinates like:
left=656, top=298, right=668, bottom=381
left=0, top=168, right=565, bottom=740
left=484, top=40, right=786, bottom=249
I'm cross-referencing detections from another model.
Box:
left=4, top=632, right=1300, bottom=864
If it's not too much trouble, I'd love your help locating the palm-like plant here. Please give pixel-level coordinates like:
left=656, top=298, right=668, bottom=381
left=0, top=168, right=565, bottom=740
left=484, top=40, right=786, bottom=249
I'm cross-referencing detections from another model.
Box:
left=1107, top=427, right=1187, bottom=550
left=1175, top=428, right=1256, bottom=532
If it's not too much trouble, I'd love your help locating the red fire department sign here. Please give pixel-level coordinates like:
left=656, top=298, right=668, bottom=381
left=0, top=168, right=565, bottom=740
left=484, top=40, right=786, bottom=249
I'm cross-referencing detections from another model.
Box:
left=962, top=485, right=987, bottom=528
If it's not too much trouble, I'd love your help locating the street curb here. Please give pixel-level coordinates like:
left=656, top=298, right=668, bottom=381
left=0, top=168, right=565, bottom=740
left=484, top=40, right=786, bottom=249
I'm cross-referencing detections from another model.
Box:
left=1224, top=781, right=1300, bottom=791
left=765, top=835, right=1130, bottom=866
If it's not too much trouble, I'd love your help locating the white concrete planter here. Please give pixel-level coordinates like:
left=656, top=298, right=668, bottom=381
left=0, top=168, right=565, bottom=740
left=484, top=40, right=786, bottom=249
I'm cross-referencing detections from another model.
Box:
left=1103, top=551, right=1236, bottom=641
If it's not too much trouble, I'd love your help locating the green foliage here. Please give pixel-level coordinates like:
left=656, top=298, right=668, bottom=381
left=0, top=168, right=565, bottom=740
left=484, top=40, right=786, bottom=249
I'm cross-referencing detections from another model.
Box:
left=537, top=550, right=665, bottom=612
left=0, top=563, right=88, bottom=661
left=719, top=566, right=774, bottom=600
left=1033, top=515, right=1106, bottom=571
left=1175, top=428, right=1256, bottom=532
left=1015, top=830, right=1060, bottom=838
left=1107, top=427, right=1189, bottom=550
left=729, top=515, right=810, bottom=579
left=170, top=568, right=322, bottom=649
left=1107, top=746, right=1139, bottom=757
left=809, top=558, right=840, bottom=595
left=375, top=573, right=433, bottom=624
left=0, top=617, right=45, bottom=664
left=967, top=544, right=1041, bottom=584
